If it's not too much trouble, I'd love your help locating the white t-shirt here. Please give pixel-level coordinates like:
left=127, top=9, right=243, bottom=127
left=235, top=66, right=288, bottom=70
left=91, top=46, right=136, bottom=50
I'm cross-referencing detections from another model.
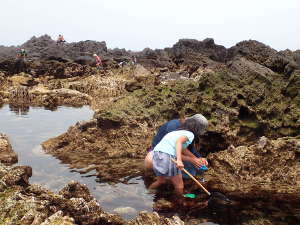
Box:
left=153, top=130, right=194, bottom=157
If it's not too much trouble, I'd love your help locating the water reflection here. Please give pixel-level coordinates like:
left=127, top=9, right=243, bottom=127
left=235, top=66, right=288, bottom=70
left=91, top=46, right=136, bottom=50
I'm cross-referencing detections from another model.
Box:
left=9, top=103, right=30, bottom=115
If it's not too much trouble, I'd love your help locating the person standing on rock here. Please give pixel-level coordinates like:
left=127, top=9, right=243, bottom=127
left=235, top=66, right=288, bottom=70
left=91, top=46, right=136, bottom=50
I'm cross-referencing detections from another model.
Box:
left=16, top=49, right=27, bottom=60
left=145, top=114, right=208, bottom=178
left=148, top=115, right=208, bottom=196
left=132, top=55, right=137, bottom=65
left=56, top=34, right=66, bottom=45
left=93, top=54, right=102, bottom=67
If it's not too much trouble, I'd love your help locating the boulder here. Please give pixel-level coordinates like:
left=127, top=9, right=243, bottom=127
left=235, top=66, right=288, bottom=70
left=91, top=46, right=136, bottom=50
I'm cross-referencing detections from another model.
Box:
left=137, top=48, right=172, bottom=68
left=171, top=38, right=228, bottom=64
left=0, top=133, right=18, bottom=165
left=227, top=40, right=298, bottom=75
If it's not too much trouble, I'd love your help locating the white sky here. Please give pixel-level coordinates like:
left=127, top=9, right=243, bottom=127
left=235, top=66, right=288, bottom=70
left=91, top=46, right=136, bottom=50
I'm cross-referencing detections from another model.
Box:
left=1, top=0, right=299, bottom=51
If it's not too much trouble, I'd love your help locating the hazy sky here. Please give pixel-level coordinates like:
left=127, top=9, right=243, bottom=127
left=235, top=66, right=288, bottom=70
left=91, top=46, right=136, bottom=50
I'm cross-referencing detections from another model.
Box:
left=1, top=0, right=299, bottom=51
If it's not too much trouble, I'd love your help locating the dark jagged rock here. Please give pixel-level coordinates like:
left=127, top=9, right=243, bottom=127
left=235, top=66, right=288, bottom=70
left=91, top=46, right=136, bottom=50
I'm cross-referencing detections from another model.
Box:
left=228, top=40, right=300, bottom=75
left=1, top=35, right=299, bottom=76
left=0, top=59, right=97, bottom=78
left=171, top=38, right=228, bottom=65
left=21, top=35, right=108, bottom=61
left=137, top=48, right=173, bottom=68
left=0, top=35, right=108, bottom=63
left=0, top=59, right=29, bottom=75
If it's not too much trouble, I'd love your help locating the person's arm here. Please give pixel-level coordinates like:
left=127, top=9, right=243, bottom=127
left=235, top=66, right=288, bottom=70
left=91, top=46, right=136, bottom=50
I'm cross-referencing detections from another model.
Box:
left=182, top=149, right=208, bottom=167
left=175, top=136, right=188, bottom=170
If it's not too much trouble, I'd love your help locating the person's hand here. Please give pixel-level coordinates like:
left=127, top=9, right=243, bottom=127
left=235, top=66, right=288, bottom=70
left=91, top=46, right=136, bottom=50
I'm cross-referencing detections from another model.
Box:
left=192, top=157, right=208, bottom=167
left=199, top=157, right=208, bottom=166
left=176, top=160, right=184, bottom=170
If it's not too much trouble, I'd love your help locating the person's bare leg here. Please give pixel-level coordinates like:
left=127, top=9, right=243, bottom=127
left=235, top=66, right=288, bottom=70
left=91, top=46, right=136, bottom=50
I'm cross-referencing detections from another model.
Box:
left=170, top=174, right=184, bottom=206
left=144, top=151, right=153, bottom=170
left=170, top=174, right=184, bottom=195
left=149, top=176, right=166, bottom=190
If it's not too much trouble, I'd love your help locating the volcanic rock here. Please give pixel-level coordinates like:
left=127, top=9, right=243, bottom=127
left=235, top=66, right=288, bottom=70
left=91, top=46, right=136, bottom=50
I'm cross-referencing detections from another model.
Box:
left=228, top=40, right=300, bottom=75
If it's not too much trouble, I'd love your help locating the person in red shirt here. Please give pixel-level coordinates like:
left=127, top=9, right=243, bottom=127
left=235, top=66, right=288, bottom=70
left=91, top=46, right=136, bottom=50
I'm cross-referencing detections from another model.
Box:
left=93, top=54, right=102, bottom=67
left=56, top=35, right=66, bottom=45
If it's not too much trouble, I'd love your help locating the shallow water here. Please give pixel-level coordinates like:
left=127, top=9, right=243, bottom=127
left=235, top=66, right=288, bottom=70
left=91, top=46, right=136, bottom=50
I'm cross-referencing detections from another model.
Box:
left=0, top=104, right=154, bottom=220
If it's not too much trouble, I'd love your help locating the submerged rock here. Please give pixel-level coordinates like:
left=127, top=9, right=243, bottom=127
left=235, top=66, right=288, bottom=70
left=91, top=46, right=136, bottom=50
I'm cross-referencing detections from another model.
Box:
left=113, top=207, right=137, bottom=216
left=128, top=211, right=184, bottom=225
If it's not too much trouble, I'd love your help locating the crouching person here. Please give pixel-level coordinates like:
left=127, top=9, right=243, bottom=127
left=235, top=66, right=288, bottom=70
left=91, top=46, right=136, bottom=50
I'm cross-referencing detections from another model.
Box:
left=148, top=115, right=208, bottom=197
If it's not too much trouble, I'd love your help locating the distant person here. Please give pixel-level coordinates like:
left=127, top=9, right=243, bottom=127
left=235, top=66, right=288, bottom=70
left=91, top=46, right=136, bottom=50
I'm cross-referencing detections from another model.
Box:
left=16, top=49, right=27, bottom=60
left=57, top=34, right=66, bottom=45
left=93, top=54, right=102, bottom=67
left=119, top=61, right=126, bottom=68
left=132, top=55, right=137, bottom=65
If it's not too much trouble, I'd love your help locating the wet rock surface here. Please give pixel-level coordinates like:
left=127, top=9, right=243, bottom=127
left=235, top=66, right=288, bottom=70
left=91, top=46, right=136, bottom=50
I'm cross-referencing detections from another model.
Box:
left=1, top=35, right=300, bottom=224
left=0, top=133, right=18, bottom=165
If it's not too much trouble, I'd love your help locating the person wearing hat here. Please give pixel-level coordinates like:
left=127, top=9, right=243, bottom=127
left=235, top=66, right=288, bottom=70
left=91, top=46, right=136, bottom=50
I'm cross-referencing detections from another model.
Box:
left=148, top=115, right=208, bottom=195
left=144, top=114, right=208, bottom=177
left=16, top=48, right=27, bottom=60
left=93, top=53, right=102, bottom=67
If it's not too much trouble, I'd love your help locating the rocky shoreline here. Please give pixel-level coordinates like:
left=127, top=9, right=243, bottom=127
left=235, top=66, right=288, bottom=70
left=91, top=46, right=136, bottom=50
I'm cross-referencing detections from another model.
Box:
left=0, top=35, right=300, bottom=224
